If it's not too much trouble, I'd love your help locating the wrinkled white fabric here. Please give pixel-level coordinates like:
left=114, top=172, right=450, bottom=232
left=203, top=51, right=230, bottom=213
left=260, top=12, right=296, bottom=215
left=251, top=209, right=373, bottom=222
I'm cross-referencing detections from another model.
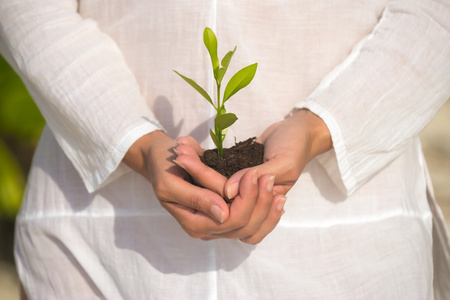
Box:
left=1, top=0, right=450, bottom=299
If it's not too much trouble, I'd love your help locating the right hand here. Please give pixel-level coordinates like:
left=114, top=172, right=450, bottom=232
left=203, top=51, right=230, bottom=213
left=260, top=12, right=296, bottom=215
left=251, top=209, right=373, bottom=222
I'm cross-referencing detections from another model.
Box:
left=124, top=130, right=285, bottom=243
left=123, top=130, right=232, bottom=238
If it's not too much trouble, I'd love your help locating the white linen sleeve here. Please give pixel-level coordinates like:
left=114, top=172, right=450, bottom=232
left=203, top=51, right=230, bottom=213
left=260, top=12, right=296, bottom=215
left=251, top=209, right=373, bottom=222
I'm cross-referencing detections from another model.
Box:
left=0, top=0, right=163, bottom=192
left=295, top=0, right=450, bottom=195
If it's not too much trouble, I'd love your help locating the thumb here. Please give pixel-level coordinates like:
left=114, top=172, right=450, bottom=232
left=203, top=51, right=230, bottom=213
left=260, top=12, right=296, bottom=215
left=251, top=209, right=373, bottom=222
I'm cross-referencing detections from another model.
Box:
left=174, top=152, right=228, bottom=199
left=160, top=174, right=230, bottom=224
left=176, top=136, right=205, bottom=156
left=225, top=153, right=301, bottom=199
left=224, top=168, right=252, bottom=200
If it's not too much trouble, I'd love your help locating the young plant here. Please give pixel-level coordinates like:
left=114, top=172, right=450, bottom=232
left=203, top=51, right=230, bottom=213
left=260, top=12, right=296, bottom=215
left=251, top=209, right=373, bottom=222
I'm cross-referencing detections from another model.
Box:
left=174, top=27, right=257, bottom=156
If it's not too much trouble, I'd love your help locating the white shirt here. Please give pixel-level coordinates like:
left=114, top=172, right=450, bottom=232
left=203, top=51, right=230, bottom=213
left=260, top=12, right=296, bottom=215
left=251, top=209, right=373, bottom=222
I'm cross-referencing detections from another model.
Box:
left=1, top=0, right=449, bottom=299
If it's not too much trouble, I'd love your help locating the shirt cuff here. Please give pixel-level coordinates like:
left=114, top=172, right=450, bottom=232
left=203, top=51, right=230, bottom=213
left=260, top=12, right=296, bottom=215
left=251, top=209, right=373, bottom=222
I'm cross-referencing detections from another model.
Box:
left=82, top=122, right=163, bottom=193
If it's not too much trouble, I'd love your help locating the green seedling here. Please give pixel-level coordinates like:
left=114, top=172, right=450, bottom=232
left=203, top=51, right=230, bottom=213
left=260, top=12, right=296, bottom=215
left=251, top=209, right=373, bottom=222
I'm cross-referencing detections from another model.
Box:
left=174, top=27, right=257, bottom=156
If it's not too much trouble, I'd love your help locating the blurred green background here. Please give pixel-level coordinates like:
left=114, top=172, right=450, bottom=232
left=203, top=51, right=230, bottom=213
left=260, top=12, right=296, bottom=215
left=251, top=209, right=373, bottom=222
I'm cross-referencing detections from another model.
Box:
left=0, top=54, right=45, bottom=299
left=0, top=55, right=45, bottom=220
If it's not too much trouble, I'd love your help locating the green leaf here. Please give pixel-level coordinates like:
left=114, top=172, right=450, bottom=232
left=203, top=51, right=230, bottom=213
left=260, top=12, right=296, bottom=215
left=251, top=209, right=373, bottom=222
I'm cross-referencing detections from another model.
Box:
left=215, top=113, right=238, bottom=132
left=217, top=47, right=236, bottom=84
left=173, top=70, right=214, bottom=108
left=223, top=63, right=258, bottom=103
left=221, top=46, right=236, bottom=70
left=220, top=127, right=228, bottom=140
left=209, top=129, right=221, bottom=150
left=203, top=27, right=219, bottom=76
left=217, top=67, right=226, bottom=84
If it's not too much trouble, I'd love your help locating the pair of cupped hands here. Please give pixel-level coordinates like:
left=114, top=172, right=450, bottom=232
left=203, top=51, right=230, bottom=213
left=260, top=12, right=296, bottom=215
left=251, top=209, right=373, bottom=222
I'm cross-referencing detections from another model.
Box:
left=123, top=109, right=332, bottom=244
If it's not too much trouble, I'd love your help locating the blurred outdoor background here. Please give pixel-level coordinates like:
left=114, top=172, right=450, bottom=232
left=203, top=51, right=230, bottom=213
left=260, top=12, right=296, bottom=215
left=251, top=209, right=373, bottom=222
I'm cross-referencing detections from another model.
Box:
left=0, top=54, right=45, bottom=300
left=0, top=53, right=449, bottom=299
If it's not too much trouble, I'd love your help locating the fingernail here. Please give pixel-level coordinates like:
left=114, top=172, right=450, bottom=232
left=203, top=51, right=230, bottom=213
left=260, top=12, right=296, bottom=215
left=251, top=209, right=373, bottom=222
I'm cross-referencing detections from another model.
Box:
left=267, top=175, right=275, bottom=192
left=226, top=182, right=239, bottom=200
left=173, top=148, right=182, bottom=156
left=277, top=197, right=287, bottom=212
left=211, top=205, right=225, bottom=223
left=173, top=159, right=186, bottom=170
left=252, top=168, right=258, bottom=185
left=176, top=138, right=186, bottom=146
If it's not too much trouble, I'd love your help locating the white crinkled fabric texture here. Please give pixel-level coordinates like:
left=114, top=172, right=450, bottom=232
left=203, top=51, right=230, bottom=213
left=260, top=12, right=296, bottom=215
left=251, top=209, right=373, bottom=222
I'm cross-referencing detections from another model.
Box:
left=1, top=0, right=449, bottom=299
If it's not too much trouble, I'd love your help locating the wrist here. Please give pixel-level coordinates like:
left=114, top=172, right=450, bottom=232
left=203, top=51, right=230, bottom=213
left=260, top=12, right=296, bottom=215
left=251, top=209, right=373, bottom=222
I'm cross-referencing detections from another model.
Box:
left=289, top=109, right=333, bottom=160
left=123, top=130, right=169, bottom=181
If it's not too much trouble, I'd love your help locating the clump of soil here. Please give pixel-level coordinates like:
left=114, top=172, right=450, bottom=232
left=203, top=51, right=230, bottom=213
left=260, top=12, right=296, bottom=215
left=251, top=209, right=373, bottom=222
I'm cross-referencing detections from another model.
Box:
left=201, top=137, right=264, bottom=178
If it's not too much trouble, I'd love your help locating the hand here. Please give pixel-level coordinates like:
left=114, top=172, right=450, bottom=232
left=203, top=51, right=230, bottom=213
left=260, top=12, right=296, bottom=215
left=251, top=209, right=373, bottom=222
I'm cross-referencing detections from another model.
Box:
left=123, top=130, right=232, bottom=238
left=173, top=109, right=331, bottom=243
left=174, top=137, right=286, bottom=244
left=225, top=109, right=333, bottom=199
left=201, top=170, right=287, bottom=244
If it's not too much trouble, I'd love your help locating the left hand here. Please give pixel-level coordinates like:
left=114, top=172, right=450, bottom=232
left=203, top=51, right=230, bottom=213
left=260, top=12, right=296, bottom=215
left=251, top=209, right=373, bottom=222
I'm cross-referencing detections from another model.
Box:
left=224, top=109, right=333, bottom=199
left=174, top=138, right=286, bottom=244
left=205, top=171, right=287, bottom=244
left=174, top=109, right=332, bottom=243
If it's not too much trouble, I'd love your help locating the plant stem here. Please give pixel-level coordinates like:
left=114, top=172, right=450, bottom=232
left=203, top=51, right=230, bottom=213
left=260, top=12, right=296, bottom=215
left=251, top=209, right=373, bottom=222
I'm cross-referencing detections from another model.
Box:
left=216, top=80, right=224, bottom=156
left=216, top=80, right=221, bottom=109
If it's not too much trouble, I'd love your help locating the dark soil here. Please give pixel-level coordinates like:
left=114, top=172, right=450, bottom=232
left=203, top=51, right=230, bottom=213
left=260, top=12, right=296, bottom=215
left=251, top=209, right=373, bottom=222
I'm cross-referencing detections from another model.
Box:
left=201, top=137, right=264, bottom=178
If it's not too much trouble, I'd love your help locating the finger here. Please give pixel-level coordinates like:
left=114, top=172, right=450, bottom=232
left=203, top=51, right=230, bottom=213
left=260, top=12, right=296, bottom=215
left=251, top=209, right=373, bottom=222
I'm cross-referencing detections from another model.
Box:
left=155, top=169, right=229, bottom=224
left=204, top=174, right=275, bottom=240
left=173, top=144, right=201, bottom=159
left=184, top=168, right=260, bottom=238
left=273, top=184, right=291, bottom=196
left=240, top=194, right=286, bottom=244
left=226, top=153, right=299, bottom=199
left=256, top=153, right=301, bottom=188
left=244, top=174, right=276, bottom=233
left=161, top=201, right=225, bottom=239
left=176, top=136, right=205, bottom=156
left=174, top=154, right=228, bottom=198
left=201, top=168, right=259, bottom=234
left=226, top=168, right=259, bottom=226
left=223, top=167, right=251, bottom=200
